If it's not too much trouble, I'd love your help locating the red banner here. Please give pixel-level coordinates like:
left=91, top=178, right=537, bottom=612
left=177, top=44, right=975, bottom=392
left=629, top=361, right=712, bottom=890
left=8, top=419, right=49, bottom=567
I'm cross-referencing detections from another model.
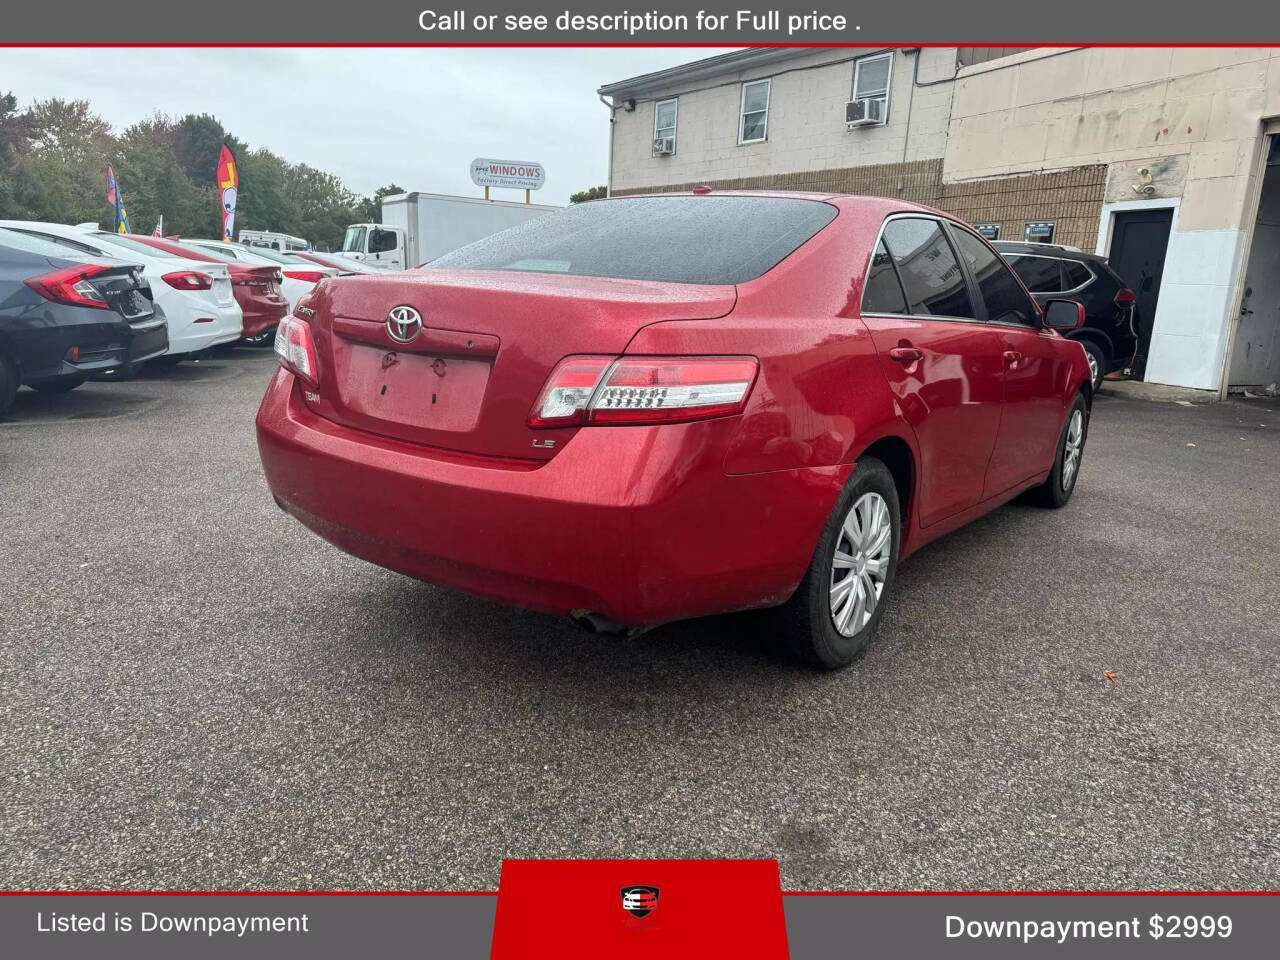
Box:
left=490, top=859, right=789, bottom=958
left=217, top=144, right=238, bottom=240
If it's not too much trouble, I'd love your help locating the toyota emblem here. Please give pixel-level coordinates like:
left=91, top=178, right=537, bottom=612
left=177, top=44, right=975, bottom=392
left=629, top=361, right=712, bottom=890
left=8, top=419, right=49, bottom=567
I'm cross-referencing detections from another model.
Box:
left=386, top=305, right=422, bottom=344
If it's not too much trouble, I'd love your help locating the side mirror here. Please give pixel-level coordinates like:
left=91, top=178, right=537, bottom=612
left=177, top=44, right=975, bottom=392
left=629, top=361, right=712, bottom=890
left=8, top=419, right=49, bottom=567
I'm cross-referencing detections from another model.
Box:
left=1043, top=299, right=1085, bottom=331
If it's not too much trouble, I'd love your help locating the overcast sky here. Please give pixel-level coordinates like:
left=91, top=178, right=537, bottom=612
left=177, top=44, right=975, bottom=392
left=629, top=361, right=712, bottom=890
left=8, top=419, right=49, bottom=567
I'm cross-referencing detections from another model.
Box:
left=4, top=48, right=735, bottom=205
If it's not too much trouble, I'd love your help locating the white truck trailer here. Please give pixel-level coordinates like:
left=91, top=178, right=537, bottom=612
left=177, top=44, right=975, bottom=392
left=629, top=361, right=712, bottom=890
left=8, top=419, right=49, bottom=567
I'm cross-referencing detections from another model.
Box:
left=339, top=192, right=561, bottom=270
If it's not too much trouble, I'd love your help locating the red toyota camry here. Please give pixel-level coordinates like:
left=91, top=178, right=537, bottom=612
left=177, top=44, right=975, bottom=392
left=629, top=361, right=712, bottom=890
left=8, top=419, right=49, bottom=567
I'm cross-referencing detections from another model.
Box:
left=257, top=192, right=1092, bottom=668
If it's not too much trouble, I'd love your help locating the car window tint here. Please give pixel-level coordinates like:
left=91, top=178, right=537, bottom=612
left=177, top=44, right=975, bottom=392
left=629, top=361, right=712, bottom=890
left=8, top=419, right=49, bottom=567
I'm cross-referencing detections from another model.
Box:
left=1064, top=260, right=1092, bottom=288
left=429, top=196, right=838, bottom=285
left=861, top=238, right=908, bottom=314
left=951, top=229, right=1038, bottom=326
left=881, top=218, right=975, bottom=319
left=0, top=227, right=93, bottom=258
left=90, top=233, right=180, bottom=258
left=1006, top=254, right=1062, bottom=293
left=13, top=229, right=103, bottom=256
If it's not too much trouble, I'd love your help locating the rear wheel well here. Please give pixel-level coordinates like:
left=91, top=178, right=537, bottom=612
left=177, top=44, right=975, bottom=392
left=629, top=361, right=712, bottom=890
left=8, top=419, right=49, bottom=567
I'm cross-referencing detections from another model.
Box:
left=858, top=436, right=914, bottom=524
left=1071, top=330, right=1112, bottom=363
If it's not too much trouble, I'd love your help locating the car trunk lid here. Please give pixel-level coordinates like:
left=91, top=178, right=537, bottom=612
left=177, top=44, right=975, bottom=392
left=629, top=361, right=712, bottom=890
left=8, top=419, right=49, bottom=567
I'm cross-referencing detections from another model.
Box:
left=300, top=269, right=736, bottom=460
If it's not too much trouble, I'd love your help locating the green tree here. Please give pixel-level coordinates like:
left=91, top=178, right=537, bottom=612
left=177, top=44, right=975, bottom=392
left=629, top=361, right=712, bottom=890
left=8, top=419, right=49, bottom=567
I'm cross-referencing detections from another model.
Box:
left=570, top=185, right=607, bottom=203
left=0, top=96, right=384, bottom=248
left=22, top=98, right=118, bottom=227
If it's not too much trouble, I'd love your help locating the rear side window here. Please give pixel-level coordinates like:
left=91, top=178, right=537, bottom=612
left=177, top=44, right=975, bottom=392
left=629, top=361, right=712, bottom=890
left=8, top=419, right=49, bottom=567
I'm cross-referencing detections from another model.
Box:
left=861, top=238, right=908, bottom=314
left=1064, top=260, right=1093, bottom=289
left=881, top=218, right=975, bottom=319
left=951, top=228, right=1038, bottom=327
left=1006, top=255, right=1062, bottom=293
left=429, top=196, right=838, bottom=285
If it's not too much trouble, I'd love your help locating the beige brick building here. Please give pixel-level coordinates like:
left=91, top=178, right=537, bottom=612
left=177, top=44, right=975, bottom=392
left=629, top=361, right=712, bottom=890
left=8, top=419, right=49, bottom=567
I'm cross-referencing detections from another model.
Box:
left=599, top=47, right=1280, bottom=394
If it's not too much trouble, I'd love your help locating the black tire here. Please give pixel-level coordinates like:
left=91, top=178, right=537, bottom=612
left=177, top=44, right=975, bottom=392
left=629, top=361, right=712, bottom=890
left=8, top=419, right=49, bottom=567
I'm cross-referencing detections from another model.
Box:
left=776, top=456, right=901, bottom=669
left=1080, top=339, right=1107, bottom=393
left=30, top=375, right=86, bottom=394
left=1027, top=392, right=1089, bottom=508
left=0, top=353, right=17, bottom=417
left=151, top=354, right=184, bottom=367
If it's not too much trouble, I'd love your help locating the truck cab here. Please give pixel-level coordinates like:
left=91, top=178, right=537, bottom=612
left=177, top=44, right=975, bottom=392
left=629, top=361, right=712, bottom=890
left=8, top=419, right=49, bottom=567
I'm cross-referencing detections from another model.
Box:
left=340, top=223, right=406, bottom=270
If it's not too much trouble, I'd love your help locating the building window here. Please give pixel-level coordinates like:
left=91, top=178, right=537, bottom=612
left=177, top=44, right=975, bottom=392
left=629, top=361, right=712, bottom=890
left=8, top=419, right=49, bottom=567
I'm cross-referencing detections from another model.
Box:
left=1023, top=221, right=1057, bottom=243
left=652, top=98, right=677, bottom=157
left=739, top=78, right=770, bottom=144
left=850, top=52, right=893, bottom=126
left=974, top=223, right=1001, bottom=240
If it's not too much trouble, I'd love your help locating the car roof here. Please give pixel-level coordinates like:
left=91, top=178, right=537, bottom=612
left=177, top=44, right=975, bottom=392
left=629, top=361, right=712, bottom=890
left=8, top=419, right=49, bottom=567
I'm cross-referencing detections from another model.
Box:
left=992, top=240, right=1108, bottom=264
left=593, top=190, right=969, bottom=232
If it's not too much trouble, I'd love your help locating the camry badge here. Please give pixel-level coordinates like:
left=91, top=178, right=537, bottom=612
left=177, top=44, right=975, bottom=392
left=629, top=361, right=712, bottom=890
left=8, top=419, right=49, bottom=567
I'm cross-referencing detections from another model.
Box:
left=386, top=305, right=422, bottom=344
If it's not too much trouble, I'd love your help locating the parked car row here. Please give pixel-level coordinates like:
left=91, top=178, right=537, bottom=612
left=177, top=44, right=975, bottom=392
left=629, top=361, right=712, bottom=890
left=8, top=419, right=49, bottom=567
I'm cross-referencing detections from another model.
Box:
left=0, top=227, right=168, bottom=407
left=0, top=221, right=370, bottom=416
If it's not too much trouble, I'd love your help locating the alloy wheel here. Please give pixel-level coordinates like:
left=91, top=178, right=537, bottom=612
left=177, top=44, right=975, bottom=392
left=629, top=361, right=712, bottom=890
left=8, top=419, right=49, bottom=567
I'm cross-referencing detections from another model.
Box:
left=829, top=492, right=891, bottom=637
left=1086, top=350, right=1100, bottom=385
left=1062, top=409, right=1084, bottom=490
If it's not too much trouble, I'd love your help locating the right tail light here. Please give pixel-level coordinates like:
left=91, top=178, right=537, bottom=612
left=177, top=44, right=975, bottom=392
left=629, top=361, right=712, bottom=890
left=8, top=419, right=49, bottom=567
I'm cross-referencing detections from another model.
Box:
left=1114, top=287, right=1136, bottom=306
left=529, top=356, right=758, bottom=428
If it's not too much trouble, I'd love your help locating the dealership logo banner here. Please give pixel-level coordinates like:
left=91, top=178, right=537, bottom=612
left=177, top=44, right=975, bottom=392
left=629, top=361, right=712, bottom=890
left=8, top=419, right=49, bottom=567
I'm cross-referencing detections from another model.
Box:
left=3, top=0, right=1280, bottom=43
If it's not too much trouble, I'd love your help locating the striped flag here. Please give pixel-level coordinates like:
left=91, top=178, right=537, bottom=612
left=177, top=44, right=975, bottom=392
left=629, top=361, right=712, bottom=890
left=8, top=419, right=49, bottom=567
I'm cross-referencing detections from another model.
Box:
left=105, top=166, right=131, bottom=234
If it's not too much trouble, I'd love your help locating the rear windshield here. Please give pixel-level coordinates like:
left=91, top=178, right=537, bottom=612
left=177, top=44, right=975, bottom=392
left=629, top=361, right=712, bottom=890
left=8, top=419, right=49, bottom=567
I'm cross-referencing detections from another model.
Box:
left=239, top=246, right=311, bottom=265
left=185, top=243, right=239, bottom=263
left=90, top=233, right=181, bottom=259
left=428, top=195, right=838, bottom=285
left=0, top=227, right=100, bottom=260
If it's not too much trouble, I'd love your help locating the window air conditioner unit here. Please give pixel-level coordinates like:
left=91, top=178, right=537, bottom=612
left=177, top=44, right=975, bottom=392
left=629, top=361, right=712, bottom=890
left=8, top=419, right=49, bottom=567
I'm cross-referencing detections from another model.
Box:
left=846, top=98, right=885, bottom=127
left=653, top=136, right=676, bottom=156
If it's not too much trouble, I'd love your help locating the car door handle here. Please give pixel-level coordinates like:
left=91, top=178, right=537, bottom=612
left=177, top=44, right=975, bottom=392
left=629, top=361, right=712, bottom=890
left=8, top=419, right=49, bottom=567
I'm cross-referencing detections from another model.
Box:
left=1003, top=350, right=1023, bottom=368
left=888, top=347, right=924, bottom=364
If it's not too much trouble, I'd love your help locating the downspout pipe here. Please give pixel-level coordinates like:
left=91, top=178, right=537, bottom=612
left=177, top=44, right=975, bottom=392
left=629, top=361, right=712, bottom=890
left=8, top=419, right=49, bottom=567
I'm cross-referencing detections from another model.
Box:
left=599, top=95, right=616, bottom=197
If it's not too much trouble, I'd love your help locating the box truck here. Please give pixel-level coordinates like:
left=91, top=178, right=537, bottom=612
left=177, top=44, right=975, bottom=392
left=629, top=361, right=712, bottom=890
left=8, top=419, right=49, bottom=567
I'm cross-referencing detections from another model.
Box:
left=339, top=192, right=561, bottom=270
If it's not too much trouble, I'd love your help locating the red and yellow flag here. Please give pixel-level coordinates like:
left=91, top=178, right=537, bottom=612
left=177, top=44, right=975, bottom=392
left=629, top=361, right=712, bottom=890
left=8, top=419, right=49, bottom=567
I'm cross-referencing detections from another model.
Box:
left=217, top=144, right=239, bottom=240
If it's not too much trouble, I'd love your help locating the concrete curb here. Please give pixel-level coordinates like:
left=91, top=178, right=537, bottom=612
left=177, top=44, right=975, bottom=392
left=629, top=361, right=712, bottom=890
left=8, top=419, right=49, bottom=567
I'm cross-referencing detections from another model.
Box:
left=1100, top=379, right=1218, bottom=404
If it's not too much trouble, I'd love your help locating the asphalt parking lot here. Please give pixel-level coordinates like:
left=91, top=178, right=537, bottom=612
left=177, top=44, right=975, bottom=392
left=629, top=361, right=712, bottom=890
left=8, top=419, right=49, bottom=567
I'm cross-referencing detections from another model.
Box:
left=1, top=351, right=1277, bottom=891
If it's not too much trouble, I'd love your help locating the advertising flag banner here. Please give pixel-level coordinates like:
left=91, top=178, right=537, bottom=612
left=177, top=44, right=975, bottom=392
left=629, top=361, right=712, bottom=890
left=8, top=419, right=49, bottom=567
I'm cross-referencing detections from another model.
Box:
left=105, top=165, right=130, bottom=234
left=217, top=144, right=239, bottom=240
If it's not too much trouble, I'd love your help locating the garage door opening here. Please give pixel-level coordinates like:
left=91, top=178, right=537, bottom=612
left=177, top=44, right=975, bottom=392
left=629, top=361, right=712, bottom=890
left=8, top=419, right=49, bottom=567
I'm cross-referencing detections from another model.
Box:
left=1228, top=135, right=1280, bottom=394
left=1109, top=208, right=1173, bottom=381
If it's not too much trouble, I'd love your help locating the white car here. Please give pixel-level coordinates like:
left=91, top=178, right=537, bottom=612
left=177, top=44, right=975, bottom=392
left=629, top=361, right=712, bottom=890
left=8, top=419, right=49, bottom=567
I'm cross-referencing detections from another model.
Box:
left=179, top=240, right=339, bottom=312
left=0, top=221, right=243, bottom=359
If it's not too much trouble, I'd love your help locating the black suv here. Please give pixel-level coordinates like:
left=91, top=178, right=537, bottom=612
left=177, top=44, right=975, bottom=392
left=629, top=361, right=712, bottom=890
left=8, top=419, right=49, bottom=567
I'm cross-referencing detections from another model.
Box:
left=993, top=241, right=1138, bottom=391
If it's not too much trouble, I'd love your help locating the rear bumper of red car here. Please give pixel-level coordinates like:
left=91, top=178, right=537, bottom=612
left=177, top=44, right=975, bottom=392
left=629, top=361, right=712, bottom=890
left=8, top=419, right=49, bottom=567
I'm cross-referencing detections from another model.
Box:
left=236, top=293, right=289, bottom=340
left=255, top=369, right=843, bottom=626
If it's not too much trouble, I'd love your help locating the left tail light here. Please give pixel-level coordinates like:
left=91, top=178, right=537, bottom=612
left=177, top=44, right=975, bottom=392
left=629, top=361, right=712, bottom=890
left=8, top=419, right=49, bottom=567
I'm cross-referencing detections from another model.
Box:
left=274, top=315, right=319, bottom=385
left=529, top=356, right=758, bottom=428
left=283, top=270, right=326, bottom=284
left=162, top=270, right=213, bottom=291
left=25, top=263, right=113, bottom=309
